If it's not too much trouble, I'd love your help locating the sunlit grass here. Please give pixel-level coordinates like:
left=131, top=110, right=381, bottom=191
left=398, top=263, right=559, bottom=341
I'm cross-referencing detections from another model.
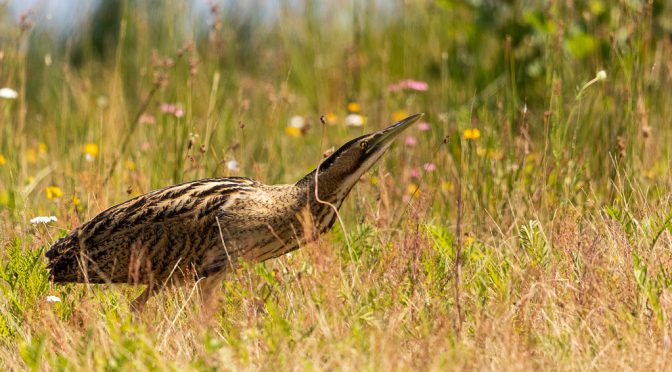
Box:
left=1, top=0, right=672, bottom=370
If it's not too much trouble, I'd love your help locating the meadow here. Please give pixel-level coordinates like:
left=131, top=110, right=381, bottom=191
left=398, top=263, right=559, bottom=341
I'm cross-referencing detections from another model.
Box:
left=1, top=0, right=672, bottom=370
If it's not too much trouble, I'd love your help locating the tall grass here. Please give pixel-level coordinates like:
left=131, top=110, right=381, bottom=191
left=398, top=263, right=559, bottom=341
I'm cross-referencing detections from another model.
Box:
left=1, top=0, right=672, bottom=369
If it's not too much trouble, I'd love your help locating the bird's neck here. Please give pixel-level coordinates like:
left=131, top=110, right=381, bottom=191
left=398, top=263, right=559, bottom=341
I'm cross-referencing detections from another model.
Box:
left=295, top=169, right=358, bottom=229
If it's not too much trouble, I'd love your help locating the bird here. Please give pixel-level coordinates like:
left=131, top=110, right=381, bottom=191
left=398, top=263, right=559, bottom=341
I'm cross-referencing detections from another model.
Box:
left=46, top=113, right=423, bottom=309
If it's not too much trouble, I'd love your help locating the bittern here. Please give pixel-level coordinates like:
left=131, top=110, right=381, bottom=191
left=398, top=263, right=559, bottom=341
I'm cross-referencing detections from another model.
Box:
left=46, top=113, right=423, bottom=309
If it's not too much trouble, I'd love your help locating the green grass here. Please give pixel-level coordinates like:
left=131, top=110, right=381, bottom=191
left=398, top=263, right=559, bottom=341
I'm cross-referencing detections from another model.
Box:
left=1, top=0, right=672, bottom=369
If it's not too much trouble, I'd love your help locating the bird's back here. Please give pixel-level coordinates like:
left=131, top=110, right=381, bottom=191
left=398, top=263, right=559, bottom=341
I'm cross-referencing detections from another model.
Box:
left=46, top=177, right=262, bottom=284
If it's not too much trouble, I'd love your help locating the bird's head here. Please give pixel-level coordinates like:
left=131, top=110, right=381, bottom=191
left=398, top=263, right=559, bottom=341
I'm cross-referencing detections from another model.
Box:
left=299, top=113, right=423, bottom=202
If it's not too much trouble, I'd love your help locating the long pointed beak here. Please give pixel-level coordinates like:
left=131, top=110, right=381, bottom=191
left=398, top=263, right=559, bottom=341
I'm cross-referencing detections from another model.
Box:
left=368, top=113, right=423, bottom=152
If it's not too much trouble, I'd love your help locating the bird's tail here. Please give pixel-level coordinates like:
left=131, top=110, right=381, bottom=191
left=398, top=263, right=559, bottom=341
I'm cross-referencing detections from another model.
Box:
left=45, top=230, right=82, bottom=283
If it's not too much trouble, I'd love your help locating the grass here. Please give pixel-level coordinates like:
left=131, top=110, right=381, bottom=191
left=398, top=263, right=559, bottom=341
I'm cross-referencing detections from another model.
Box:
left=1, top=0, right=672, bottom=369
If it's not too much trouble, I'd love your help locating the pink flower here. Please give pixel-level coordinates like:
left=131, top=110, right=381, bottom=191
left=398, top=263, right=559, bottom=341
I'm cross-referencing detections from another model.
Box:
left=404, top=136, right=417, bottom=147
left=160, top=103, right=176, bottom=114
left=388, top=79, right=429, bottom=92
left=417, top=121, right=431, bottom=131
left=174, top=107, right=185, bottom=118
left=423, top=163, right=436, bottom=172
left=139, top=114, right=156, bottom=124
left=140, top=142, right=151, bottom=151
left=409, top=167, right=421, bottom=178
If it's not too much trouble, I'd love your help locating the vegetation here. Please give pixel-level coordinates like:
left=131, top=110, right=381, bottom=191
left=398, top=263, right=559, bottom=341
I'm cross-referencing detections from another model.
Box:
left=1, top=0, right=672, bottom=369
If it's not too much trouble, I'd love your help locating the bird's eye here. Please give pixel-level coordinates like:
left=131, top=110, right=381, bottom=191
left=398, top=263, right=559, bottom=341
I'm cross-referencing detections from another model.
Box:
left=359, top=141, right=368, bottom=150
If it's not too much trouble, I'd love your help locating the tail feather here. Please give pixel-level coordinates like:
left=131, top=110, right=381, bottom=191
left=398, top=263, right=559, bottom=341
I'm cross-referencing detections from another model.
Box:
left=46, top=230, right=83, bottom=283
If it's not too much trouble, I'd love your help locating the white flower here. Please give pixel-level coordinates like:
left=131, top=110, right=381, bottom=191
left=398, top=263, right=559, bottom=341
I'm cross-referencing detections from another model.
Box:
left=596, top=70, right=607, bottom=81
left=289, top=115, right=306, bottom=129
left=30, top=216, right=58, bottom=224
left=345, top=114, right=366, bottom=127
left=226, top=159, right=239, bottom=172
left=0, top=88, right=18, bottom=100
left=85, top=153, right=95, bottom=162
left=46, top=295, right=61, bottom=303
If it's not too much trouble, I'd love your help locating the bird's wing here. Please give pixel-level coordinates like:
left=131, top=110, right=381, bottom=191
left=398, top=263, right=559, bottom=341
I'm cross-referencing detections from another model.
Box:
left=46, top=177, right=258, bottom=283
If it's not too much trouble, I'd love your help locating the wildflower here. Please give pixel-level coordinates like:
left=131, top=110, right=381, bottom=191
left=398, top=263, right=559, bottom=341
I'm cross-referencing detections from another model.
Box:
left=404, top=136, right=417, bottom=147
left=392, top=110, right=409, bottom=122
left=324, top=112, right=337, bottom=125
left=347, top=102, right=361, bottom=113
left=441, top=181, right=453, bottom=192
left=289, top=115, right=306, bottom=129
left=423, top=163, right=436, bottom=172
left=125, top=160, right=136, bottom=171
left=406, top=183, right=420, bottom=197
left=285, top=126, right=303, bottom=137
left=81, top=143, right=99, bottom=161
left=140, top=142, right=151, bottom=152
left=30, top=216, right=58, bottom=224
left=388, top=79, right=429, bottom=92
left=417, top=121, right=431, bottom=131
left=226, top=159, right=239, bottom=172
left=45, top=186, right=63, bottom=200
left=72, top=196, right=81, bottom=207
left=38, top=143, right=48, bottom=154
left=463, top=128, right=481, bottom=140
left=577, top=70, right=608, bottom=98
left=0, top=190, right=9, bottom=206
left=0, top=87, right=18, bottom=99
left=45, top=295, right=61, bottom=303
left=96, top=96, right=109, bottom=109
left=345, top=114, right=367, bottom=127
left=174, top=107, right=185, bottom=118
left=596, top=70, right=607, bottom=81
left=409, top=168, right=421, bottom=178
left=370, top=176, right=379, bottom=185
left=464, top=234, right=476, bottom=246
left=139, top=114, right=156, bottom=124
left=0, top=155, right=5, bottom=166
left=25, top=148, right=37, bottom=164
left=160, top=103, right=176, bottom=114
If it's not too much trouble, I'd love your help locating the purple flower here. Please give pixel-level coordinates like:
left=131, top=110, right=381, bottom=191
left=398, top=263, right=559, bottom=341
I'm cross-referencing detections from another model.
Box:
left=417, top=121, right=431, bottom=131
left=160, top=103, right=176, bottom=114
left=423, top=163, right=436, bottom=172
left=388, top=79, right=429, bottom=92
left=139, top=114, right=156, bottom=124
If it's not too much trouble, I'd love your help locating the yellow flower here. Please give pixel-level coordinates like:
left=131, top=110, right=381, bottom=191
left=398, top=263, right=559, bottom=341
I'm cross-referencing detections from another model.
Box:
left=81, top=143, right=99, bottom=158
left=285, top=126, right=303, bottom=138
left=463, top=128, right=481, bottom=140
left=391, top=110, right=408, bottom=122
left=46, top=186, right=63, bottom=200
left=407, top=183, right=420, bottom=197
left=38, top=142, right=48, bottom=154
left=324, top=112, right=337, bottom=125
left=464, top=235, right=476, bottom=246
left=0, top=190, right=9, bottom=206
left=370, top=176, right=379, bottom=185
left=441, top=181, right=453, bottom=192
left=0, top=155, right=6, bottom=166
left=125, top=160, right=136, bottom=171
left=72, top=196, right=81, bottom=206
left=347, top=102, right=361, bottom=113
left=25, top=148, right=37, bottom=164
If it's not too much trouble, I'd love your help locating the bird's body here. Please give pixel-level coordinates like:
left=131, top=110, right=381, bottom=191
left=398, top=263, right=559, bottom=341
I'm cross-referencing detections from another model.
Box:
left=46, top=114, right=422, bottom=308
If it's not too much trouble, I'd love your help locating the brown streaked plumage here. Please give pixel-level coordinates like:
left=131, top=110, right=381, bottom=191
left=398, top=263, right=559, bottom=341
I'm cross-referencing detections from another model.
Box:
left=46, top=113, right=423, bottom=309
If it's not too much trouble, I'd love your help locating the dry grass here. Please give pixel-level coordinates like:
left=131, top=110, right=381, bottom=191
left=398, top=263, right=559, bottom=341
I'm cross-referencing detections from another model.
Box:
left=1, top=0, right=672, bottom=370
